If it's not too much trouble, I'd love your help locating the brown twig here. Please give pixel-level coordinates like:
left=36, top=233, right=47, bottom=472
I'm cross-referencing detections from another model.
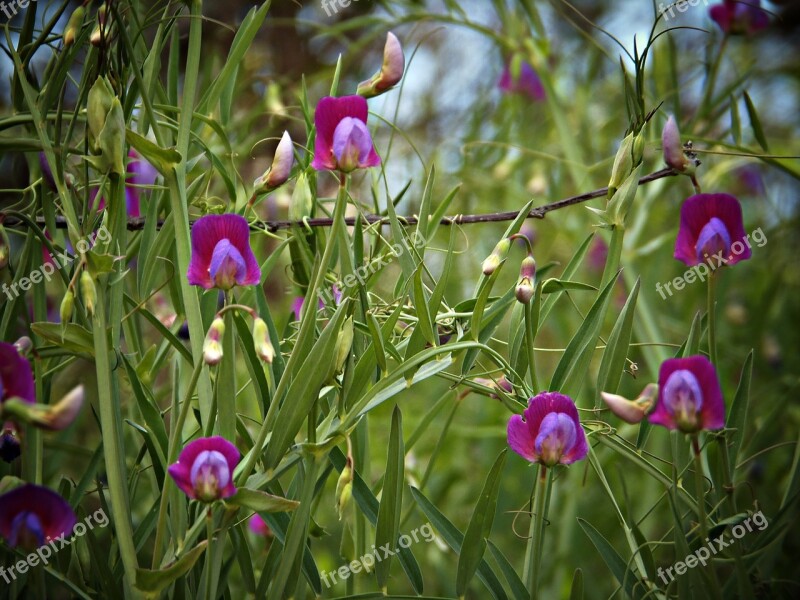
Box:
left=1, top=168, right=677, bottom=233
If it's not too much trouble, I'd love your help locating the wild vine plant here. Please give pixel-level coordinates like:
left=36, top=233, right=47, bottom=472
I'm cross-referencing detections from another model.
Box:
left=0, top=0, right=797, bottom=598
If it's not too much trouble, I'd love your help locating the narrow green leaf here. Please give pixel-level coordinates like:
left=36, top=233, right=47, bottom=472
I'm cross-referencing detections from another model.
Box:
left=577, top=519, right=646, bottom=600
left=727, top=350, right=753, bottom=472
left=457, top=448, right=508, bottom=597
left=410, top=486, right=508, bottom=600
left=330, top=448, right=424, bottom=594
left=743, top=91, right=769, bottom=151
left=135, top=540, right=207, bottom=595
left=550, top=274, right=617, bottom=395
left=486, top=539, right=527, bottom=600
left=375, top=407, right=405, bottom=590
left=227, top=488, right=299, bottom=513
left=596, top=277, right=640, bottom=395
left=263, top=300, right=350, bottom=470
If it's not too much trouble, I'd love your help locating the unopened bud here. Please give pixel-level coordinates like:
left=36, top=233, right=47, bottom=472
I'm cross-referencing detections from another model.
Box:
left=63, top=6, right=85, bottom=47
left=253, top=131, right=293, bottom=196
left=662, top=115, right=700, bottom=175
left=334, top=317, right=354, bottom=374
left=203, top=317, right=225, bottom=366
left=335, top=460, right=353, bottom=520
left=482, top=238, right=511, bottom=276
left=252, top=317, right=275, bottom=363
left=8, top=386, right=85, bottom=431
left=632, top=131, right=645, bottom=166
left=60, top=290, right=75, bottom=324
left=608, top=133, right=634, bottom=197
left=13, top=337, right=32, bottom=356
left=79, top=271, right=96, bottom=317
left=97, top=98, right=126, bottom=175
left=87, top=76, right=115, bottom=146
left=600, top=383, right=657, bottom=424
left=357, top=32, right=405, bottom=98
left=90, top=4, right=109, bottom=47
left=515, top=255, right=536, bottom=304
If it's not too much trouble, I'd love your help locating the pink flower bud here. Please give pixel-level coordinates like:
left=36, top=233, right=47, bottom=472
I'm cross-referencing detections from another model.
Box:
left=357, top=32, right=405, bottom=98
left=253, top=131, right=294, bottom=195
left=203, top=317, right=225, bottom=366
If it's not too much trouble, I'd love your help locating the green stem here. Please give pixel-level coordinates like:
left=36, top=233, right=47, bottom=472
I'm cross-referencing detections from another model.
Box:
left=707, top=271, right=718, bottom=365
left=523, top=302, right=539, bottom=392
left=92, top=280, right=139, bottom=597
left=204, top=509, right=214, bottom=600
left=525, top=465, right=551, bottom=599
left=165, top=0, right=213, bottom=424
left=237, top=179, right=348, bottom=484
left=218, top=304, right=236, bottom=440
left=152, top=358, right=204, bottom=568
left=692, top=435, right=722, bottom=597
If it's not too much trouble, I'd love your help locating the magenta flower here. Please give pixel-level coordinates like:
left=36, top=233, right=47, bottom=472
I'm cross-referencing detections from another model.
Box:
left=710, top=0, right=769, bottom=35
left=0, top=342, right=35, bottom=405
left=0, top=341, right=35, bottom=462
left=674, top=193, right=751, bottom=267
left=187, top=214, right=261, bottom=290
left=507, top=392, right=589, bottom=467
left=248, top=514, right=272, bottom=537
left=167, top=436, right=240, bottom=502
left=311, top=96, right=381, bottom=173
left=498, top=61, right=545, bottom=102
left=649, top=356, right=725, bottom=433
left=0, top=484, right=76, bottom=550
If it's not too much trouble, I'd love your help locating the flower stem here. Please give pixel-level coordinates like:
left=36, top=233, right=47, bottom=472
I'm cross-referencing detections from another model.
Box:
left=152, top=358, right=204, bottom=568
left=92, top=279, right=139, bottom=596
left=692, top=435, right=722, bottom=597
left=525, top=465, right=551, bottom=600
left=707, top=271, right=718, bottom=366
left=523, top=302, right=539, bottom=392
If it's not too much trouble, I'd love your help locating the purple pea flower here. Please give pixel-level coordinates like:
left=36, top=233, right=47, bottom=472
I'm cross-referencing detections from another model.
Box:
left=649, top=356, right=725, bottom=433
left=0, top=341, right=35, bottom=462
left=498, top=61, right=545, bottom=102
left=710, top=0, right=769, bottom=35
left=0, top=484, right=77, bottom=550
left=507, top=392, right=589, bottom=467
left=187, top=214, right=261, bottom=290
left=167, top=436, right=240, bottom=502
left=311, top=96, right=381, bottom=173
left=674, top=193, right=751, bottom=267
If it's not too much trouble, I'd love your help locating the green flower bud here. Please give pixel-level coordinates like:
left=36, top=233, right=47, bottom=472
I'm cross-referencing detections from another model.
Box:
left=482, top=238, right=511, bottom=276
left=60, top=290, right=75, bottom=324
left=87, top=76, right=115, bottom=145
left=334, top=317, right=354, bottom=374
left=335, top=460, right=353, bottom=520
left=63, top=6, right=85, bottom=47
left=79, top=272, right=96, bottom=317
left=608, top=133, right=634, bottom=198
left=203, top=317, right=225, bottom=366
left=90, top=4, right=108, bottom=48
left=97, top=97, right=126, bottom=175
